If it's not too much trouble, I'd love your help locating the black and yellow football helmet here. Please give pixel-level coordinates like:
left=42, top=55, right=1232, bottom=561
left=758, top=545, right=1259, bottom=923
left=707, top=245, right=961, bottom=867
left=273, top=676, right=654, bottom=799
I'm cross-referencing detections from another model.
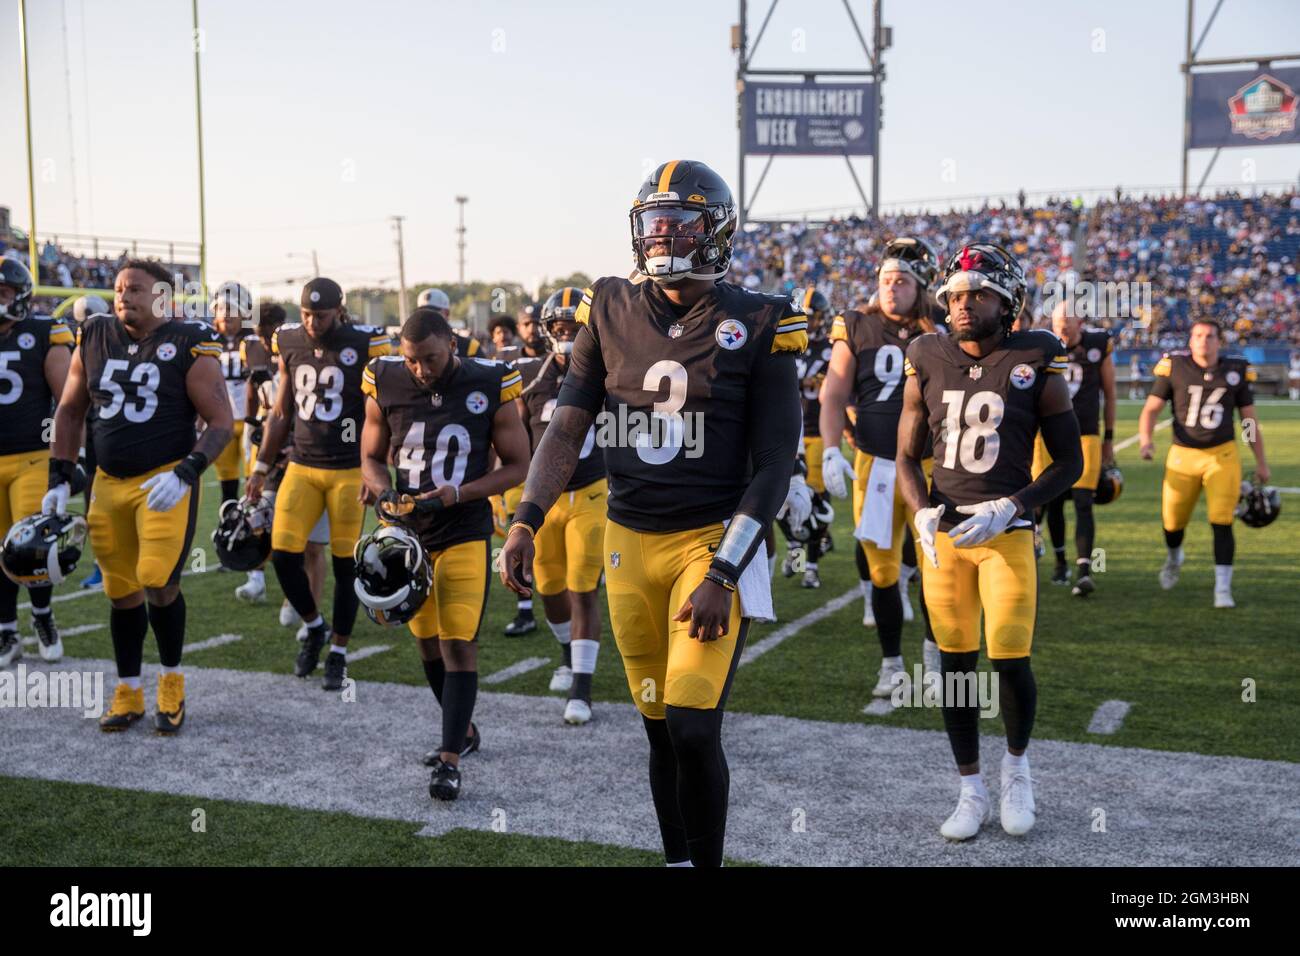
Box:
left=630, top=160, right=737, bottom=283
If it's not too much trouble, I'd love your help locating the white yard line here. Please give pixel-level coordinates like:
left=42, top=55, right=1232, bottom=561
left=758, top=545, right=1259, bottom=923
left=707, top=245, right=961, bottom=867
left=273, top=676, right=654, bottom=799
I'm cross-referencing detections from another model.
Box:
left=1087, top=699, right=1132, bottom=735
left=185, top=633, right=243, bottom=653
left=344, top=644, right=393, bottom=663
left=483, top=656, right=551, bottom=685
left=1111, top=417, right=1170, bottom=453
left=18, top=565, right=218, bottom=611
left=19, top=623, right=104, bottom=647
left=739, top=588, right=859, bottom=666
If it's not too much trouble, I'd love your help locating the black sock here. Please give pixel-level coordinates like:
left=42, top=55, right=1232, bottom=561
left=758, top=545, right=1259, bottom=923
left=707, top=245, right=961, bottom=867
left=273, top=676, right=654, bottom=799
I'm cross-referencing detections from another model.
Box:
left=562, top=643, right=572, bottom=668
left=1164, top=527, right=1185, bottom=550
left=917, top=577, right=937, bottom=645
left=1046, top=492, right=1067, bottom=553
left=939, top=650, right=981, bottom=766
left=422, top=657, right=445, bottom=705
left=901, top=532, right=917, bottom=569
left=0, top=573, right=17, bottom=623
left=440, top=671, right=478, bottom=756
left=148, top=593, right=186, bottom=667
left=517, top=599, right=533, bottom=618
left=1072, top=488, right=1095, bottom=563
left=1053, top=546, right=1066, bottom=566
left=28, top=584, right=52, bottom=614
left=665, top=704, right=729, bottom=868
left=271, top=549, right=318, bottom=621
left=872, top=582, right=903, bottom=657
left=220, top=479, right=240, bottom=508
left=571, top=672, right=593, bottom=703
left=992, top=656, right=1037, bottom=751
left=642, top=715, right=689, bottom=864
left=331, top=554, right=359, bottom=637
left=854, top=540, right=870, bottom=582
left=1211, top=522, right=1235, bottom=565
left=109, top=604, right=150, bottom=678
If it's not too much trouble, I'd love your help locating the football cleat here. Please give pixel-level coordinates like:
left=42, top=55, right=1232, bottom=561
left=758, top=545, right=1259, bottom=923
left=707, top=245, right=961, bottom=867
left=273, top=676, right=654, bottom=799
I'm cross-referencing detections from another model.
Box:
left=321, top=651, right=347, bottom=691
left=781, top=551, right=798, bottom=578
left=296, top=624, right=309, bottom=643
left=0, top=628, right=20, bottom=668
left=1032, top=527, right=1045, bottom=560
left=1072, top=574, right=1096, bottom=598
left=564, top=698, right=593, bottom=725
left=100, top=683, right=145, bottom=732
left=801, top=568, right=820, bottom=589
left=81, top=564, right=103, bottom=589
left=504, top=611, right=536, bottom=636
left=1158, top=552, right=1183, bottom=590
left=941, top=786, right=992, bottom=841
left=872, top=659, right=907, bottom=698
left=154, top=673, right=186, bottom=735
left=1051, top=563, right=1070, bottom=586
left=549, top=664, right=573, bottom=693
left=234, top=575, right=266, bottom=604
left=422, top=722, right=480, bottom=766
left=295, top=623, right=331, bottom=677
left=428, top=758, right=461, bottom=802
left=822, top=531, right=835, bottom=553
left=922, top=640, right=943, bottom=687
left=33, top=614, right=62, bottom=662
left=1214, top=587, right=1235, bottom=609
left=279, top=600, right=301, bottom=628
left=1000, top=761, right=1036, bottom=836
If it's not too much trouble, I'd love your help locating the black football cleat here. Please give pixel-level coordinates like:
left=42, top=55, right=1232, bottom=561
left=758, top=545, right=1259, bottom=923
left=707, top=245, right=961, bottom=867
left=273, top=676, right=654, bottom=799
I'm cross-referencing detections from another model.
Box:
left=1050, top=563, right=1070, bottom=586
left=321, top=651, right=347, bottom=690
left=1072, top=575, right=1096, bottom=598
left=423, top=722, right=479, bottom=766
left=822, top=531, right=834, bottom=554
left=295, top=623, right=331, bottom=677
left=503, top=612, right=536, bottom=637
left=428, top=758, right=462, bottom=801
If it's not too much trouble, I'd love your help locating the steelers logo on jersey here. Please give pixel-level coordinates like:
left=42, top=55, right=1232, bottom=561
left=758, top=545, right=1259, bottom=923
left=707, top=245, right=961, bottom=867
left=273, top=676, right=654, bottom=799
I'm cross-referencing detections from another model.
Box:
left=466, top=390, right=488, bottom=415
left=1226, top=370, right=1241, bottom=386
left=157, top=342, right=178, bottom=361
left=1087, top=347, right=1102, bottom=363
left=1010, top=363, right=1037, bottom=389
left=716, top=319, right=748, bottom=350
left=17, top=332, right=35, bottom=350
left=340, top=346, right=359, bottom=367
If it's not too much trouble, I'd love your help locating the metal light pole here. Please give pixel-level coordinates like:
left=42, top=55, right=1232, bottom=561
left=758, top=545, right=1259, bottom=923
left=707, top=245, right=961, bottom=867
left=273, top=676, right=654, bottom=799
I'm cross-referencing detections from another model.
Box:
left=392, top=216, right=408, bottom=322
left=456, top=196, right=468, bottom=285
left=19, top=0, right=39, bottom=275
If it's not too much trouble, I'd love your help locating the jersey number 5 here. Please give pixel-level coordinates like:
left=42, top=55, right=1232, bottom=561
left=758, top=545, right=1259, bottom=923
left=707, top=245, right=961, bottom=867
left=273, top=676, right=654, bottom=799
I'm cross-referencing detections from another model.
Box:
left=939, top=389, right=1004, bottom=475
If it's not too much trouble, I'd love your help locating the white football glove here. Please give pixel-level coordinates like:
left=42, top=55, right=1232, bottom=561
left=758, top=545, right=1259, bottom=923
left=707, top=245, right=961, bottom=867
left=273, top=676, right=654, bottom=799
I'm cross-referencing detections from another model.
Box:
left=948, top=497, right=1020, bottom=549
left=140, top=471, right=189, bottom=513
left=778, top=474, right=814, bottom=528
left=913, top=504, right=945, bottom=569
left=821, top=446, right=857, bottom=499
left=41, top=483, right=70, bottom=516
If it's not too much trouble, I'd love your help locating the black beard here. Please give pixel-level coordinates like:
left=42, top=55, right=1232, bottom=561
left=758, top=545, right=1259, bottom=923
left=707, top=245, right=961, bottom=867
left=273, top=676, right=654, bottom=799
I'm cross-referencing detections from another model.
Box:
left=953, top=313, right=1003, bottom=342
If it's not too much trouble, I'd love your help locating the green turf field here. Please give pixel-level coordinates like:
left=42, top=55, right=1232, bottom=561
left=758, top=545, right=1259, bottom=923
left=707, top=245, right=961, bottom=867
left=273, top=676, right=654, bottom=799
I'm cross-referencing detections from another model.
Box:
left=3, top=401, right=1296, bottom=864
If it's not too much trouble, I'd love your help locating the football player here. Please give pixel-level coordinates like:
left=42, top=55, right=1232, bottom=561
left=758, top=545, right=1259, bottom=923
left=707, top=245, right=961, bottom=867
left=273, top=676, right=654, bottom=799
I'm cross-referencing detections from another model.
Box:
left=70, top=295, right=108, bottom=589
left=1032, top=301, right=1116, bottom=595
left=1138, top=318, right=1269, bottom=608
left=0, top=257, right=74, bottom=667
left=46, top=260, right=232, bottom=733
left=782, top=288, right=833, bottom=589
left=245, top=278, right=391, bottom=689
left=514, top=287, right=609, bottom=723
left=499, top=160, right=806, bottom=867
left=417, top=287, right=482, bottom=359
left=819, top=238, right=943, bottom=698
left=360, top=307, right=528, bottom=800
left=897, top=243, right=1082, bottom=840
left=209, top=282, right=256, bottom=511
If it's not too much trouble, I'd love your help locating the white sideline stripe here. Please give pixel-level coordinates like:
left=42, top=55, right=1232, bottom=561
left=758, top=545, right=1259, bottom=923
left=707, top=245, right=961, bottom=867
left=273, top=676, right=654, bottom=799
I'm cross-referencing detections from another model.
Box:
left=1087, top=699, right=1132, bottom=735
left=739, top=587, right=859, bottom=666
left=186, top=633, right=243, bottom=653
left=1111, top=417, right=1170, bottom=453
left=344, top=644, right=392, bottom=662
left=862, top=698, right=897, bottom=716
left=1276, top=487, right=1300, bottom=495
left=19, top=623, right=104, bottom=647
left=17, top=565, right=218, bottom=611
left=483, top=656, right=550, bottom=685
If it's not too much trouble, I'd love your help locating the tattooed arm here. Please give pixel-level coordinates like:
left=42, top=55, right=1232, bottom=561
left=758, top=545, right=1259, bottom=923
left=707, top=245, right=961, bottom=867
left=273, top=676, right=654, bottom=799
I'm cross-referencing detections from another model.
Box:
left=186, top=354, right=235, bottom=462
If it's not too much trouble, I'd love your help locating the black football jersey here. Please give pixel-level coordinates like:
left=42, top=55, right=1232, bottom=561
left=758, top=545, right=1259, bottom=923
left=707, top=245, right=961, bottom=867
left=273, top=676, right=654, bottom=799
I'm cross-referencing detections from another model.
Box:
left=455, top=334, right=481, bottom=358
left=273, top=321, right=391, bottom=469
left=795, top=334, right=834, bottom=436
left=556, top=276, right=807, bottom=533
left=218, top=332, right=258, bottom=421
left=0, top=316, right=74, bottom=456
left=363, top=354, right=522, bottom=551
left=1149, top=350, right=1255, bottom=449
left=78, top=315, right=222, bottom=478
left=832, top=309, right=924, bottom=460
left=517, top=353, right=606, bottom=490
left=905, top=329, right=1068, bottom=531
left=1061, top=328, right=1112, bottom=436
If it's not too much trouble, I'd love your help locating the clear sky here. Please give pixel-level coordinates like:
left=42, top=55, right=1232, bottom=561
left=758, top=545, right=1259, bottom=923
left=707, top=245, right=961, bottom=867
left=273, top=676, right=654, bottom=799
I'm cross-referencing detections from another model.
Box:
left=2, top=0, right=1299, bottom=298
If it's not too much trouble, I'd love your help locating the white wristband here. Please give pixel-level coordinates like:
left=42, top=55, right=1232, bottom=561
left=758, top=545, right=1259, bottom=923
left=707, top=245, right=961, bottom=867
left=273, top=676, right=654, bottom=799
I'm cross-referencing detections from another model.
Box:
left=253, top=460, right=270, bottom=475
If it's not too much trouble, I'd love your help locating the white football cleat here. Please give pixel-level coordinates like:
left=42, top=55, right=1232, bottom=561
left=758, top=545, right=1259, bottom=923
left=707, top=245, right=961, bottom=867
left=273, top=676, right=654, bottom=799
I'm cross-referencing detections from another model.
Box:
left=940, top=787, right=992, bottom=841
left=1000, top=760, right=1036, bottom=836
left=296, top=624, right=309, bottom=644
left=280, top=601, right=301, bottom=628
left=922, top=640, right=942, bottom=686
left=901, top=584, right=915, bottom=622
left=1214, top=587, right=1235, bottom=609
left=563, top=698, right=592, bottom=725
left=549, top=665, right=573, bottom=693
left=1158, top=552, right=1183, bottom=590
left=871, top=659, right=907, bottom=698
left=235, top=576, right=266, bottom=604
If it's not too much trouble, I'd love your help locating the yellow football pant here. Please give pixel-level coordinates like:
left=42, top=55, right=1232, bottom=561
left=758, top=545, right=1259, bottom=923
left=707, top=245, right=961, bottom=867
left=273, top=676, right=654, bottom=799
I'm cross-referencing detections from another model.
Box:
left=1032, top=432, right=1101, bottom=490
left=88, top=460, right=199, bottom=600
left=408, top=538, right=490, bottom=642
left=533, top=478, right=608, bottom=596
left=851, top=451, right=932, bottom=588
left=803, top=436, right=824, bottom=494
left=213, top=420, right=246, bottom=482
left=1162, top=440, right=1241, bottom=529
left=920, top=529, right=1037, bottom=660
left=0, top=449, right=48, bottom=535
left=270, top=462, right=364, bottom=558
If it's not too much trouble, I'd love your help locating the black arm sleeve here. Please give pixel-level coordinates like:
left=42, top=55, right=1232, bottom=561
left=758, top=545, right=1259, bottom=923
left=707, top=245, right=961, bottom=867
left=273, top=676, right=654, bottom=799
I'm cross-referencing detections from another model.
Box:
left=554, top=324, right=606, bottom=415
left=709, top=348, right=802, bottom=580
left=1015, top=410, right=1083, bottom=514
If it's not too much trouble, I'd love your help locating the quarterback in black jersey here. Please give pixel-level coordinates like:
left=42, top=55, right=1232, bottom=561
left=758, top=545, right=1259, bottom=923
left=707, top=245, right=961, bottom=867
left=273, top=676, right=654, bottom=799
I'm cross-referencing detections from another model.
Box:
left=897, top=243, right=1082, bottom=842
left=1031, top=301, right=1117, bottom=595
left=514, top=287, right=609, bottom=723
left=1138, top=318, right=1268, bottom=608
left=47, top=260, right=233, bottom=734
left=0, top=257, right=74, bottom=668
left=247, top=278, right=392, bottom=689
left=820, top=237, right=942, bottom=699
left=499, top=160, right=805, bottom=867
left=361, top=308, right=529, bottom=800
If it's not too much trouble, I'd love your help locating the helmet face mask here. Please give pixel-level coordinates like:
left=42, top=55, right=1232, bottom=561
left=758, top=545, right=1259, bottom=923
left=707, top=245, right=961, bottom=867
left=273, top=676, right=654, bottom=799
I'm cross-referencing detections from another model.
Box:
left=630, top=161, right=737, bottom=284
left=540, top=288, right=583, bottom=354
left=1236, top=478, right=1281, bottom=528
left=935, top=243, right=1027, bottom=332
left=353, top=525, right=433, bottom=627
left=212, top=497, right=273, bottom=572
left=0, top=257, right=35, bottom=322
left=2, top=513, right=87, bottom=587
left=879, top=237, right=939, bottom=291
